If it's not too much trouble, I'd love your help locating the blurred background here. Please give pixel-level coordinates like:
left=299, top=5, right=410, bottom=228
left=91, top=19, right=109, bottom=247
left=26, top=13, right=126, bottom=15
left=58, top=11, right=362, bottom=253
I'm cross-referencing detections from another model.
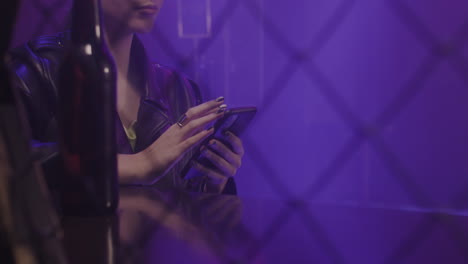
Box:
left=11, top=0, right=468, bottom=212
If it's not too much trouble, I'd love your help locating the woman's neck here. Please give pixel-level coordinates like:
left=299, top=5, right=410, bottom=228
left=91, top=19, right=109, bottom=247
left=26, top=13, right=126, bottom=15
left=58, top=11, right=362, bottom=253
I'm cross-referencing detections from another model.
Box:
left=106, top=32, right=134, bottom=81
left=105, top=30, right=143, bottom=127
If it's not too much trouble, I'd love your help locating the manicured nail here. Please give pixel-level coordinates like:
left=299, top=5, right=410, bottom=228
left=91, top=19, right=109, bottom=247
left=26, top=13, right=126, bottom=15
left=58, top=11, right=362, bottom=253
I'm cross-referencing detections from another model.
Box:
left=215, top=96, right=225, bottom=102
left=216, top=105, right=227, bottom=114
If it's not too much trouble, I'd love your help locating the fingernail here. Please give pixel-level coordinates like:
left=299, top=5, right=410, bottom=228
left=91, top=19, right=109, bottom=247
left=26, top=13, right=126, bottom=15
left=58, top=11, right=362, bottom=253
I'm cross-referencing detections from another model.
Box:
left=210, top=140, right=216, bottom=146
left=200, top=145, right=207, bottom=152
left=216, top=105, right=227, bottom=114
left=223, top=130, right=230, bottom=136
left=206, top=126, right=214, bottom=131
left=215, top=96, right=225, bottom=102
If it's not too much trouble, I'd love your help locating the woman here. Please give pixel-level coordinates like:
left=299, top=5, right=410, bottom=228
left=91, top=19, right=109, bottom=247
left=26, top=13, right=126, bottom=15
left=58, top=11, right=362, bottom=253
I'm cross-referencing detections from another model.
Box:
left=8, top=0, right=244, bottom=193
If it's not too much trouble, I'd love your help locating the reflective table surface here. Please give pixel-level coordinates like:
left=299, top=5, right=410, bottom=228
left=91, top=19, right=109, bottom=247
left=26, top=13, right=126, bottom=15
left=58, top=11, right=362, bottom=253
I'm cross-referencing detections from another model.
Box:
left=61, top=187, right=468, bottom=264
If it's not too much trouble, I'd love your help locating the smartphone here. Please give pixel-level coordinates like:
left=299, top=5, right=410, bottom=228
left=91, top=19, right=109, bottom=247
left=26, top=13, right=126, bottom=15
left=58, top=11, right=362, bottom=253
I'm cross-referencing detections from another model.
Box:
left=182, top=106, right=257, bottom=179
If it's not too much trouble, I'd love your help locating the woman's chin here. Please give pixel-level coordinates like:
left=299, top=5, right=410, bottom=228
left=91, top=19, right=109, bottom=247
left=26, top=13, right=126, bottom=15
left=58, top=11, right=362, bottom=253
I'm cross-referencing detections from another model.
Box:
left=129, top=21, right=156, bottom=34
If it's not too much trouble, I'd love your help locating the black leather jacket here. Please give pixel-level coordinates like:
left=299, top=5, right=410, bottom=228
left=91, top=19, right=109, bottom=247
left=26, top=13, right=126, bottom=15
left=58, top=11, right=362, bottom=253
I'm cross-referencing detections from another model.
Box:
left=8, top=32, right=236, bottom=194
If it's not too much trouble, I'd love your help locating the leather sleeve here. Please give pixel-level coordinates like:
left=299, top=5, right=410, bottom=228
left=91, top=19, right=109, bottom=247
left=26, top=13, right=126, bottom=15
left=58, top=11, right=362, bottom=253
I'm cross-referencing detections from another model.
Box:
left=7, top=35, right=66, bottom=189
left=7, top=33, right=66, bottom=143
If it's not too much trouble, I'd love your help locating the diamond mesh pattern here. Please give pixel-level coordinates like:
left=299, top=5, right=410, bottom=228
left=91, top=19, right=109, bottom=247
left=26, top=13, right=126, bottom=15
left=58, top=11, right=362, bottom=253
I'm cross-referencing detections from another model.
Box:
left=13, top=0, right=468, bottom=262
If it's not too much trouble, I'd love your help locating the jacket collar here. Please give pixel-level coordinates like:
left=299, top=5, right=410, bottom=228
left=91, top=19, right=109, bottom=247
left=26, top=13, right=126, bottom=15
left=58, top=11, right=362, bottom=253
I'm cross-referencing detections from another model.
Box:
left=116, top=36, right=171, bottom=154
left=130, top=36, right=167, bottom=109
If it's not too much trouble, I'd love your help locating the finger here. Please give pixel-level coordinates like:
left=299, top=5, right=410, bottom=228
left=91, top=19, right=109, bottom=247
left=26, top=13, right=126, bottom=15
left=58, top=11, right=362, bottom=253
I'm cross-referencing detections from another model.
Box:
left=206, top=104, right=227, bottom=115
left=191, top=161, right=228, bottom=185
left=205, top=139, right=241, bottom=168
left=201, top=149, right=237, bottom=177
left=183, top=97, right=225, bottom=121
left=222, top=131, right=244, bottom=156
left=181, top=111, right=225, bottom=138
left=179, top=127, right=214, bottom=153
left=190, top=104, right=227, bottom=132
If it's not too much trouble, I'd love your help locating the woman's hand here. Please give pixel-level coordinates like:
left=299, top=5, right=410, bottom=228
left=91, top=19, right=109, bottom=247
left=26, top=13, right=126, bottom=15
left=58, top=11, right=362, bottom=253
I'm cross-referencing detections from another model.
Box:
left=118, top=98, right=226, bottom=185
left=191, top=130, right=244, bottom=193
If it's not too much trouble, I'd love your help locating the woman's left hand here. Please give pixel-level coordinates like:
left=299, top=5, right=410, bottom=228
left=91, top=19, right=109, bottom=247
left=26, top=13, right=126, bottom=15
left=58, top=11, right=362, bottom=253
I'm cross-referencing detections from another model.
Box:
left=191, top=131, right=244, bottom=193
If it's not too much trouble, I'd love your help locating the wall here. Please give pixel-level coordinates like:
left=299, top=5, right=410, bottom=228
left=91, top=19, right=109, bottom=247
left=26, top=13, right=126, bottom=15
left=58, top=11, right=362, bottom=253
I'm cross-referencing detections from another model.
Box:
left=12, top=0, right=468, bottom=212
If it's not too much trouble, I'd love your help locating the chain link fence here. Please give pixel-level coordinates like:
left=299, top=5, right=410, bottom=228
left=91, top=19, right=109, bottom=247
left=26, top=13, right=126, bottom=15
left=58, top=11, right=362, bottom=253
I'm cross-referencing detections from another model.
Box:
left=11, top=0, right=468, bottom=263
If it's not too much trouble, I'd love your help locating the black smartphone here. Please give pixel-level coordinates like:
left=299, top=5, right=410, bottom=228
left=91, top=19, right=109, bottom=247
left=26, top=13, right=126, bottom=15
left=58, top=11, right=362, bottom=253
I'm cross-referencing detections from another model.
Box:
left=182, top=106, right=257, bottom=179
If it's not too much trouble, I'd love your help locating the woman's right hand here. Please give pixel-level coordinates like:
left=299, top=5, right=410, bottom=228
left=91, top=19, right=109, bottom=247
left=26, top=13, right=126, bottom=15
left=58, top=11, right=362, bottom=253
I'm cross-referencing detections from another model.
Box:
left=132, top=98, right=226, bottom=185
